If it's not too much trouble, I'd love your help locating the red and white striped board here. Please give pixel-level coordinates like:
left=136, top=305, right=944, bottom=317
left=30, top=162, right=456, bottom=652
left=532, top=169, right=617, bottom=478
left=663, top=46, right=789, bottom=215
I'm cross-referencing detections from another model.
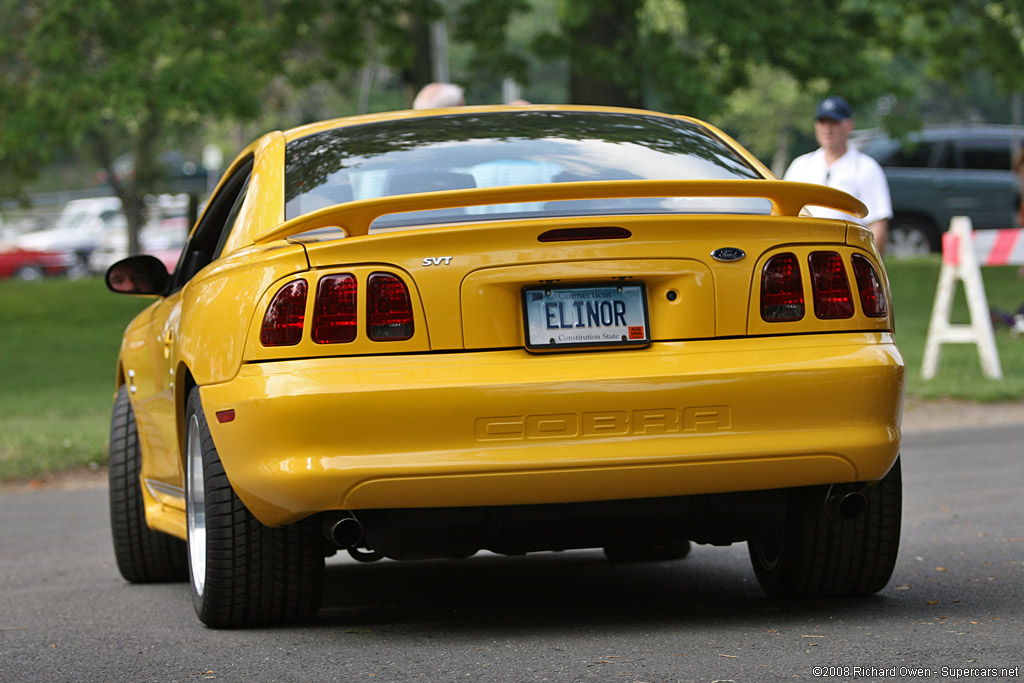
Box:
left=942, top=227, right=1024, bottom=266
left=924, top=216, right=1003, bottom=381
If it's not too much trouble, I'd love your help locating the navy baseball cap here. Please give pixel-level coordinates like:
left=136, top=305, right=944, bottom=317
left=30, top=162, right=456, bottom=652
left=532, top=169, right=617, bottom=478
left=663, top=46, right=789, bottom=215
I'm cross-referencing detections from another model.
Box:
left=816, top=96, right=852, bottom=122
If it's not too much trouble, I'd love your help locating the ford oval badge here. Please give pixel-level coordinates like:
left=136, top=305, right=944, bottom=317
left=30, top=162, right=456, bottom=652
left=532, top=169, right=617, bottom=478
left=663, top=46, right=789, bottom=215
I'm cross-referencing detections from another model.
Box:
left=711, top=247, right=746, bottom=262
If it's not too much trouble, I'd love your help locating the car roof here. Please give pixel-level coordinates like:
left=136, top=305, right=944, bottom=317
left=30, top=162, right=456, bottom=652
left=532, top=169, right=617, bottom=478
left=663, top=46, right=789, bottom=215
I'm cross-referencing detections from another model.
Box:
left=280, top=104, right=707, bottom=143
left=854, top=123, right=1024, bottom=143
left=205, top=105, right=775, bottom=254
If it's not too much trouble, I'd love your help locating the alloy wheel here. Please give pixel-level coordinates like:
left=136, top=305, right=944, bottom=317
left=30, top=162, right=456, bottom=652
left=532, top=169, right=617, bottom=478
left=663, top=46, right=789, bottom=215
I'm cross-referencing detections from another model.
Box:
left=186, top=413, right=207, bottom=598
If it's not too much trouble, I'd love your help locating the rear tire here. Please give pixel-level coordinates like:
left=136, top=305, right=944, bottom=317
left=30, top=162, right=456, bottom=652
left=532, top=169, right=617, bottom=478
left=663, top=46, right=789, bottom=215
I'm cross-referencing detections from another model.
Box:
left=185, top=388, right=324, bottom=628
left=748, top=458, right=902, bottom=598
left=108, top=384, right=188, bottom=583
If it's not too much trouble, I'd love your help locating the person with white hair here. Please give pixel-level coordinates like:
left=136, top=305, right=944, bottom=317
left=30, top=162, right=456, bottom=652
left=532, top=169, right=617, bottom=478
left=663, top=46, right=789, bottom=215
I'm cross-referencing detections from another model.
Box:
left=412, top=82, right=465, bottom=110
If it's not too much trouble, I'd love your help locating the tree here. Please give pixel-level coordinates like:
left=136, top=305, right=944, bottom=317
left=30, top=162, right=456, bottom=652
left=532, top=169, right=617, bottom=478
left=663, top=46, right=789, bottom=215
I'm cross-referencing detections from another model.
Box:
left=888, top=0, right=1024, bottom=94
left=527, top=0, right=902, bottom=116
left=0, top=0, right=282, bottom=255
left=561, top=0, right=643, bottom=107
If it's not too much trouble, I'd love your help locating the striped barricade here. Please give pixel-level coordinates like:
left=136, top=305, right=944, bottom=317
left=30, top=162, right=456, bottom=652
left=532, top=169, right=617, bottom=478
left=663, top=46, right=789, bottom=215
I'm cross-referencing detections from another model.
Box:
left=942, top=227, right=1024, bottom=267
left=922, top=217, right=1022, bottom=381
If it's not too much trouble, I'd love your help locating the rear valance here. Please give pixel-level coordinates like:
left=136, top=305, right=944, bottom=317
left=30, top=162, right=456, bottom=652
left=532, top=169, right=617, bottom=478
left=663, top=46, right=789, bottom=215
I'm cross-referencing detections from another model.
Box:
left=254, top=179, right=867, bottom=244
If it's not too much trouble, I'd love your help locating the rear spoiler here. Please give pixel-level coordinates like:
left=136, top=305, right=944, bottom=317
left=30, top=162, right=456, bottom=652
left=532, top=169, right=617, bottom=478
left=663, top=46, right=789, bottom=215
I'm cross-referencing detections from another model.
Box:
left=254, top=179, right=867, bottom=244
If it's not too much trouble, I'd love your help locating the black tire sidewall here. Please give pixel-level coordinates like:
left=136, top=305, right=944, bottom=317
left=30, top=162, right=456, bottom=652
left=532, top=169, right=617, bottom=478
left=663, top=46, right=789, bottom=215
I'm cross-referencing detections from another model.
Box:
left=749, top=458, right=902, bottom=599
left=108, top=384, right=187, bottom=583
left=183, top=387, right=325, bottom=628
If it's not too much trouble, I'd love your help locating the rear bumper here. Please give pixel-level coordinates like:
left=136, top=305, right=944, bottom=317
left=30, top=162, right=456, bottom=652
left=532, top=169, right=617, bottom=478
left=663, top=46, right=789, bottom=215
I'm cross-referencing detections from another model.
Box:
left=202, top=333, right=905, bottom=526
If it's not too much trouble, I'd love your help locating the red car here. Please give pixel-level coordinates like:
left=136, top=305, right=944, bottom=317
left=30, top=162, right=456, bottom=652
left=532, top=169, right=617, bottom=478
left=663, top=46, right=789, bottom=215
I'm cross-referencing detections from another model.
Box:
left=0, top=242, right=74, bottom=280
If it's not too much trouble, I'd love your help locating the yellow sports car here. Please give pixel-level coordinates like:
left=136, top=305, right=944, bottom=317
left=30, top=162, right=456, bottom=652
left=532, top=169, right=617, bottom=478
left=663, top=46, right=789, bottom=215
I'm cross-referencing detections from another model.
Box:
left=106, top=105, right=905, bottom=628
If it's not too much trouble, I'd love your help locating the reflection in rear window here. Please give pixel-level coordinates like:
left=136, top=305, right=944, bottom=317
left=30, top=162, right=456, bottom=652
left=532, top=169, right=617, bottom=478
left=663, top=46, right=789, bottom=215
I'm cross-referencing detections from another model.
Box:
left=284, top=111, right=770, bottom=229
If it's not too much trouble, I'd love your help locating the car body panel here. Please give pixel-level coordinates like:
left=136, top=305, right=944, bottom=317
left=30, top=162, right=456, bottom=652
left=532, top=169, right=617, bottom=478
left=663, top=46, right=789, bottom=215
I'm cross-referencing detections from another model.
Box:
left=293, top=214, right=865, bottom=346
left=881, top=167, right=1016, bottom=230
left=196, top=332, right=902, bottom=526
left=0, top=243, right=74, bottom=278
left=109, top=105, right=904, bottom=542
left=117, top=242, right=310, bottom=527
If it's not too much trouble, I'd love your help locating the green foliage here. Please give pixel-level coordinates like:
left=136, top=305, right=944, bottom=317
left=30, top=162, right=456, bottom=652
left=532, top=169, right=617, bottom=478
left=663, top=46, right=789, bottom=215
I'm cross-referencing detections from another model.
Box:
left=718, top=66, right=818, bottom=171
left=278, top=0, right=441, bottom=87
left=7, top=0, right=1024, bottom=217
left=452, top=0, right=531, bottom=91
left=0, top=0, right=284, bottom=254
left=892, top=0, right=1024, bottom=94
left=524, top=0, right=909, bottom=117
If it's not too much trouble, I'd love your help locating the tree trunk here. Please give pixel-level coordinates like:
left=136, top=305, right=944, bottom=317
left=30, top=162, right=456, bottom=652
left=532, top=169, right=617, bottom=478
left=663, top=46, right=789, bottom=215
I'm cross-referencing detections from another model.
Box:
left=772, top=126, right=793, bottom=178
left=566, top=0, right=642, bottom=108
left=404, top=17, right=435, bottom=106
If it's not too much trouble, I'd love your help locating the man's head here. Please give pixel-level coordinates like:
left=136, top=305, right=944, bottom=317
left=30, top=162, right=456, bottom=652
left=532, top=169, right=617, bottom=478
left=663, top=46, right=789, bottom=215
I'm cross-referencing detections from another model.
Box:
left=413, top=83, right=465, bottom=110
left=814, top=96, right=854, bottom=154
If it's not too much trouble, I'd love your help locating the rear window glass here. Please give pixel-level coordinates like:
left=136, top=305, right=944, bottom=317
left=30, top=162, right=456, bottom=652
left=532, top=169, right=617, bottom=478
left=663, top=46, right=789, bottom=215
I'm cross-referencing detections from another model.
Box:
left=284, top=111, right=769, bottom=230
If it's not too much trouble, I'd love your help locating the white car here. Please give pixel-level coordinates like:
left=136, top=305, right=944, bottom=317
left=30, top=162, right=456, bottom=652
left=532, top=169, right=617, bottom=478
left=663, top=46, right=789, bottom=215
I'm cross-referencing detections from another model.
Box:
left=88, top=218, right=188, bottom=274
left=17, top=197, right=125, bottom=276
left=87, top=195, right=189, bottom=274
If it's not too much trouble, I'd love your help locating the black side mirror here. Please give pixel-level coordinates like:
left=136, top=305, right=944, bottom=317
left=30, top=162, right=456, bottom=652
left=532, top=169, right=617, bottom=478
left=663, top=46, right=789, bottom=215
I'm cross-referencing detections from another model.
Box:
left=105, top=255, right=170, bottom=296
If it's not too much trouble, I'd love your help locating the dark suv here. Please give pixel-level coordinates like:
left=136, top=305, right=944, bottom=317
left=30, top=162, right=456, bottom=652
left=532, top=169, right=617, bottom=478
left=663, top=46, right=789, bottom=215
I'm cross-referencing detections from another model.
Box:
left=854, top=125, right=1021, bottom=256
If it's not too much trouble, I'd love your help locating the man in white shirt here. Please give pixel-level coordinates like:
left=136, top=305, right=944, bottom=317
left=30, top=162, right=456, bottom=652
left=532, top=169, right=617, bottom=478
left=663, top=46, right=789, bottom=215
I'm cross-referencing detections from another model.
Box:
left=784, top=96, right=893, bottom=255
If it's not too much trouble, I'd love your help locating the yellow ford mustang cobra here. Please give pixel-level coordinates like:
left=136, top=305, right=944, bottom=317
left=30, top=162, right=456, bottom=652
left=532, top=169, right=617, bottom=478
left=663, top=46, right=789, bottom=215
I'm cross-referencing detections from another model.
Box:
left=105, top=105, right=905, bottom=628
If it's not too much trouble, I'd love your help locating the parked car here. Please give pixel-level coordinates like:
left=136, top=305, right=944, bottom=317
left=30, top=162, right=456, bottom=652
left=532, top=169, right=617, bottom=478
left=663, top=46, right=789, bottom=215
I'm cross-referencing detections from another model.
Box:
left=17, top=196, right=125, bottom=276
left=853, top=125, right=1023, bottom=256
left=87, top=196, right=190, bottom=274
left=88, top=219, right=188, bottom=275
left=105, top=105, right=905, bottom=628
left=0, top=241, right=75, bottom=280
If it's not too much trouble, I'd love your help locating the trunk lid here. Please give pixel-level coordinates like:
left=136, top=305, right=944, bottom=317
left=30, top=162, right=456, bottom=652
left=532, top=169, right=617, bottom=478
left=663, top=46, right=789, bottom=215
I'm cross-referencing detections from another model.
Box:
left=298, top=212, right=852, bottom=350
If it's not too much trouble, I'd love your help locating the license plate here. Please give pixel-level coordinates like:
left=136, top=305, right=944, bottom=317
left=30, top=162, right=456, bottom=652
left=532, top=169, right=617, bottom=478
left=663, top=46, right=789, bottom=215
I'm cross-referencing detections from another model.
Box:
left=522, top=283, right=650, bottom=349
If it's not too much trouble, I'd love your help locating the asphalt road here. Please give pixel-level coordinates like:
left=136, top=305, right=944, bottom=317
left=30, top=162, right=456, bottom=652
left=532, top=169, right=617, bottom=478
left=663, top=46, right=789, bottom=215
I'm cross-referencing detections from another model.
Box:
left=1, top=424, right=1021, bottom=683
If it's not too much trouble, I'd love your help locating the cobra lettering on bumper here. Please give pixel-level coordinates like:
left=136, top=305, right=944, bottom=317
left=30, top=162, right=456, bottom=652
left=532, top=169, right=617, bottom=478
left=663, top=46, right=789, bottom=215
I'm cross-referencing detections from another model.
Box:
left=475, top=406, right=732, bottom=441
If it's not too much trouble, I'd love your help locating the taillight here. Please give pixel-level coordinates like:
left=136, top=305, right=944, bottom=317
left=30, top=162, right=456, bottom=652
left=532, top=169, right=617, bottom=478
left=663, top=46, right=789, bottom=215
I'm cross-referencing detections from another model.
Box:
left=367, top=272, right=413, bottom=341
left=312, top=274, right=358, bottom=344
left=851, top=254, right=888, bottom=317
left=809, top=251, right=854, bottom=319
left=260, top=280, right=307, bottom=346
left=761, top=253, right=804, bottom=321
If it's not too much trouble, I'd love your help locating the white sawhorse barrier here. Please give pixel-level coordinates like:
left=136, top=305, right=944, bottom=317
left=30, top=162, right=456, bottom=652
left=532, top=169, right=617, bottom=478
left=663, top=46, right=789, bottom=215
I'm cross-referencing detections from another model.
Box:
left=921, top=216, right=1024, bottom=380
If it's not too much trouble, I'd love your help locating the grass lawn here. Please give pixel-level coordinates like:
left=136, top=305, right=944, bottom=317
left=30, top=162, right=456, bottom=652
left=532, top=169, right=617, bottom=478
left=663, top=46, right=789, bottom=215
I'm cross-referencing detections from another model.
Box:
left=1, top=257, right=1022, bottom=481
left=0, top=278, right=149, bottom=480
left=888, top=258, right=1024, bottom=401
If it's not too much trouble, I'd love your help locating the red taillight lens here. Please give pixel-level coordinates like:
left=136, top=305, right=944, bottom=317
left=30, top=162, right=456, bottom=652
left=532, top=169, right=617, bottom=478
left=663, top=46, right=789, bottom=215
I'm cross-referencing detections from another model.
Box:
left=312, top=274, right=358, bottom=344
left=260, top=280, right=307, bottom=346
left=761, top=253, right=804, bottom=322
left=809, top=251, right=854, bottom=319
left=367, top=272, right=413, bottom=341
left=851, top=254, right=888, bottom=317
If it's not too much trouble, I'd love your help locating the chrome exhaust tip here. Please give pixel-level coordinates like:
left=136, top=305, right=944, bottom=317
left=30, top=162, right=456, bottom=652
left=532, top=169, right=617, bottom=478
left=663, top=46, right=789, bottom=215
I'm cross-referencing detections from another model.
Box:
left=323, top=514, right=363, bottom=547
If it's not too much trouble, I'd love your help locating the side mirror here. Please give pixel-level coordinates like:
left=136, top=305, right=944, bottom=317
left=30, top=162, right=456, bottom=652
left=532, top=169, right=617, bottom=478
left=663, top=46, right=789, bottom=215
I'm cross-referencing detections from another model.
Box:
left=105, top=255, right=170, bottom=296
